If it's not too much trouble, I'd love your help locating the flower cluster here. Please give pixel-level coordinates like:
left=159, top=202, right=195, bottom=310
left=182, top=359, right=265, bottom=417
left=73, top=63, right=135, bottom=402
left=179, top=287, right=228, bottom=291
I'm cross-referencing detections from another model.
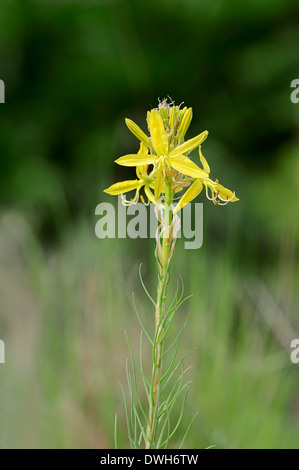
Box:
left=104, top=99, right=238, bottom=211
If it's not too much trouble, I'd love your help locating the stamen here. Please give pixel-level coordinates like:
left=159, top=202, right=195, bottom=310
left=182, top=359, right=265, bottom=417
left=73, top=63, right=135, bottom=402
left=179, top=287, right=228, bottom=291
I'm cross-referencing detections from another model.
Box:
left=217, top=200, right=229, bottom=206
left=167, top=95, right=175, bottom=107
left=121, top=188, right=140, bottom=206
left=204, top=182, right=216, bottom=201
left=218, top=191, right=236, bottom=203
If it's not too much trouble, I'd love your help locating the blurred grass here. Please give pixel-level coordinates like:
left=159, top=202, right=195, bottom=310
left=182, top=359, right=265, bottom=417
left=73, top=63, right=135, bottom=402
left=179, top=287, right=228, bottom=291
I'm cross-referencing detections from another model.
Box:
left=0, top=170, right=298, bottom=448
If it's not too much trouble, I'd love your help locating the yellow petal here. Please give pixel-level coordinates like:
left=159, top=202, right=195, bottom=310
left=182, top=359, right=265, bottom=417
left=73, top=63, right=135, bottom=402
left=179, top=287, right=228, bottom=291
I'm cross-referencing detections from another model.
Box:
left=169, top=106, right=177, bottom=130
left=154, top=166, right=164, bottom=200
left=178, top=107, right=192, bottom=140
left=198, top=145, right=210, bottom=174
left=169, top=155, right=209, bottom=179
left=149, top=110, right=169, bottom=155
left=159, top=106, right=168, bottom=122
left=174, top=186, right=184, bottom=194
left=136, top=143, right=149, bottom=176
left=215, top=183, right=239, bottom=202
left=180, top=106, right=188, bottom=119
left=169, top=131, right=208, bottom=158
left=125, top=118, right=149, bottom=147
left=138, top=142, right=149, bottom=155
left=104, top=180, right=142, bottom=195
left=173, top=180, right=203, bottom=213
left=115, top=154, right=155, bottom=167
left=144, top=185, right=157, bottom=204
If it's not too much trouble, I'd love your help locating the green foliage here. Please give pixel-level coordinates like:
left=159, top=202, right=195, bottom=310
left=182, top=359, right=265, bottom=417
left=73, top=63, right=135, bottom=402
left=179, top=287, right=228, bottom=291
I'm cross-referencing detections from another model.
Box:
left=118, top=270, right=195, bottom=449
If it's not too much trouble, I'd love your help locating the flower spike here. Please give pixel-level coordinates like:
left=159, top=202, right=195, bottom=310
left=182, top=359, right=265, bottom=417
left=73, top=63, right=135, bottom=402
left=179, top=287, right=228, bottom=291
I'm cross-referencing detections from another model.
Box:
left=104, top=99, right=238, bottom=211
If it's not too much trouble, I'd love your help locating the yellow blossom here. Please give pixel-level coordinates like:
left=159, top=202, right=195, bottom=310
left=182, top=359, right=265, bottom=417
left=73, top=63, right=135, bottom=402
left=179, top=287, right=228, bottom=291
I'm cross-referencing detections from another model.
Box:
left=104, top=99, right=239, bottom=211
left=115, top=109, right=209, bottom=181
left=173, top=145, right=239, bottom=212
left=104, top=143, right=157, bottom=204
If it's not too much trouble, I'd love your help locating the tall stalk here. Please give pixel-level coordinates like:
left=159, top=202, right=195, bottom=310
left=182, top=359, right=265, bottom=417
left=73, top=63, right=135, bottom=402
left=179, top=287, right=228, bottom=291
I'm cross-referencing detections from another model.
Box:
left=145, top=181, right=174, bottom=448
left=104, top=98, right=238, bottom=449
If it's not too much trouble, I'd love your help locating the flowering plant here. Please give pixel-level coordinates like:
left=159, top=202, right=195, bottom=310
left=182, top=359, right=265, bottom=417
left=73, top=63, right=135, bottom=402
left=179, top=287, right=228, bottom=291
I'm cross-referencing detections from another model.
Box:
left=104, top=99, right=238, bottom=449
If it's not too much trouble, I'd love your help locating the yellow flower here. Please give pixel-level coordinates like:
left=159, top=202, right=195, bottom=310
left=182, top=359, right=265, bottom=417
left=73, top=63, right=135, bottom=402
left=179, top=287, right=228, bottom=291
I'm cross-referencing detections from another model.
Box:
left=104, top=99, right=239, bottom=211
left=173, top=145, right=239, bottom=213
left=115, top=109, right=209, bottom=181
left=104, top=143, right=157, bottom=204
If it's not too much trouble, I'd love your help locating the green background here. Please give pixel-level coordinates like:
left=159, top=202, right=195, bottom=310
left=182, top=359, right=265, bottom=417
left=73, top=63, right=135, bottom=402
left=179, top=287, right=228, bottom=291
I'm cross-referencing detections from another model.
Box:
left=0, top=0, right=299, bottom=448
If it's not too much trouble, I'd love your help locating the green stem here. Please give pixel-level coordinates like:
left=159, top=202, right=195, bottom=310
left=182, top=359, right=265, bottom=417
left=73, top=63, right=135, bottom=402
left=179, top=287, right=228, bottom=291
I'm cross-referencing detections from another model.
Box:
left=145, top=181, right=173, bottom=449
